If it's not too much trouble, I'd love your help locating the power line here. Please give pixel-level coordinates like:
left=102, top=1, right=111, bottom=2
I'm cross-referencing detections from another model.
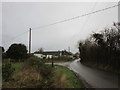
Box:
left=3, top=4, right=119, bottom=45
left=32, top=4, right=119, bottom=30
left=70, top=2, right=98, bottom=40
left=80, top=2, right=98, bottom=32
left=3, top=30, right=29, bottom=45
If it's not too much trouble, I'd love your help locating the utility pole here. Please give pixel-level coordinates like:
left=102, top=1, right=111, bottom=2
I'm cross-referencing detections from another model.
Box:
left=68, top=46, right=70, bottom=52
left=29, top=28, right=32, bottom=54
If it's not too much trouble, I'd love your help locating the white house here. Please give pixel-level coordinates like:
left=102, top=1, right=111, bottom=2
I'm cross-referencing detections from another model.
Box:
left=34, top=50, right=73, bottom=59
left=34, top=53, right=45, bottom=59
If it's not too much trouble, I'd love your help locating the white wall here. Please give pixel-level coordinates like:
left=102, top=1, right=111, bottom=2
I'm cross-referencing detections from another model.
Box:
left=46, top=55, right=52, bottom=59
left=34, top=54, right=43, bottom=59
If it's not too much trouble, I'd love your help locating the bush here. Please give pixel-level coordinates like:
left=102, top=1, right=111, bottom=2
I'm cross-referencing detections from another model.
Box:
left=2, top=63, right=15, bottom=82
left=26, top=56, right=44, bottom=67
left=6, top=43, right=28, bottom=60
left=78, top=23, right=120, bottom=73
left=26, top=56, right=52, bottom=78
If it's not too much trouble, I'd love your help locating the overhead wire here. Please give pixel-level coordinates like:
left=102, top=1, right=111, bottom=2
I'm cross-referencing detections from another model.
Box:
left=32, top=3, right=119, bottom=30
left=3, top=30, right=29, bottom=45
left=3, top=3, right=119, bottom=45
left=70, top=2, right=98, bottom=40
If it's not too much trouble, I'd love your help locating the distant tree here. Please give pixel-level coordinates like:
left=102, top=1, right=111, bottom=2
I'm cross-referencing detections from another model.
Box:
left=38, top=48, right=44, bottom=53
left=6, top=43, right=28, bottom=61
left=0, top=46, right=6, bottom=59
left=78, top=22, right=120, bottom=71
left=34, top=48, right=44, bottom=53
left=0, top=46, right=5, bottom=53
left=74, top=52, right=80, bottom=59
left=93, top=33, right=105, bottom=47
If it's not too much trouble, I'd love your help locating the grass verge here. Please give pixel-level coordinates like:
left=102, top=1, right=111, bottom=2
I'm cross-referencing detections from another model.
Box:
left=51, top=65, right=85, bottom=88
left=11, top=62, right=24, bottom=75
left=2, top=58, right=85, bottom=88
left=44, top=59, right=75, bottom=63
left=2, top=67, right=42, bottom=88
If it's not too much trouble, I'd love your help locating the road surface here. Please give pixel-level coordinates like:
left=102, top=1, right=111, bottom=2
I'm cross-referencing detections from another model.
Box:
left=68, top=59, right=119, bottom=88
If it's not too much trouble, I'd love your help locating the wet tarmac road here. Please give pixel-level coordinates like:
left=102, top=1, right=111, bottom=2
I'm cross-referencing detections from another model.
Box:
left=68, top=59, right=119, bottom=88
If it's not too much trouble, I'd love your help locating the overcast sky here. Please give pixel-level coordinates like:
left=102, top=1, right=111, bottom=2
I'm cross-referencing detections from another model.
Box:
left=2, top=2, right=118, bottom=53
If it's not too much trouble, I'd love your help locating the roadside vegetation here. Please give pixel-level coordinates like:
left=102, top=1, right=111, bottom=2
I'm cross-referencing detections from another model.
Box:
left=78, top=22, right=120, bottom=74
left=2, top=57, right=85, bottom=88
left=2, top=56, right=52, bottom=88
left=12, top=62, right=24, bottom=74
left=44, top=58, right=74, bottom=63
left=51, top=65, right=85, bottom=88
left=1, top=43, right=85, bottom=88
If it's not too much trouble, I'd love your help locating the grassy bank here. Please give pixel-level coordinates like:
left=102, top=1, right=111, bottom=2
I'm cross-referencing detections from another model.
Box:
left=3, top=58, right=85, bottom=88
left=44, top=59, right=75, bottom=63
left=82, top=61, right=120, bottom=74
left=11, top=62, right=24, bottom=75
left=2, top=58, right=44, bottom=88
left=51, top=65, right=85, bottom=88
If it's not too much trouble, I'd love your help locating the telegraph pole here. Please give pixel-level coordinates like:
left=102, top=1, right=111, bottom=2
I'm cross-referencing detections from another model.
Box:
left=29, top=28, right=32, bottom=54
left=68, top=46, right=70, bottom=52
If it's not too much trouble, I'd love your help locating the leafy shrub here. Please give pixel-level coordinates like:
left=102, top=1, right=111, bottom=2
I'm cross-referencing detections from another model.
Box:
left=2, top=63, right=15, bottom=82
left=26, top=56, right=44, bottom=67
left=26, top=56, right=52, bottom=78
left=6, top=43, right=28, bottom=60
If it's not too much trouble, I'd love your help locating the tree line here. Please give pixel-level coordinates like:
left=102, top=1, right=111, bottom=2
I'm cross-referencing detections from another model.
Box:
left=1, top=43, right=28, bottom=62
left=78, top=22, right=120, bottom=71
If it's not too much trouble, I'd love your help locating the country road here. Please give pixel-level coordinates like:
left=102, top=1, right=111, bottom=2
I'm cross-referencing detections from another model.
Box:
left=68, top=59, right=119, bottom=88
left=46, top=59, right=119, bottom=88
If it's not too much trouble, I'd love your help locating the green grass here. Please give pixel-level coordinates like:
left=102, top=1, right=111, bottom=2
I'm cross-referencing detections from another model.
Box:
left=11, top=62, right=24, bottom=74
left=52, top=65, right=85, bottom=88
left=44, top=59, right=75, bottom=63
left=2, top=58, right=85, bottom=88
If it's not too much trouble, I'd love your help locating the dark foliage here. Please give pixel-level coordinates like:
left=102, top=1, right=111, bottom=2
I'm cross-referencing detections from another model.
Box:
left=2, top=53, right=7, bottom=59
left=0, top=46, right=5, bottom=53
left=0, top=46, right=5, bottom=58
left=26, top=56, right=52, bottom=78
left=2, top=63, right=15, bottom=82
left=78, top=22, right=120, bottom=72
left=6, top=43, right=28, bottom=61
